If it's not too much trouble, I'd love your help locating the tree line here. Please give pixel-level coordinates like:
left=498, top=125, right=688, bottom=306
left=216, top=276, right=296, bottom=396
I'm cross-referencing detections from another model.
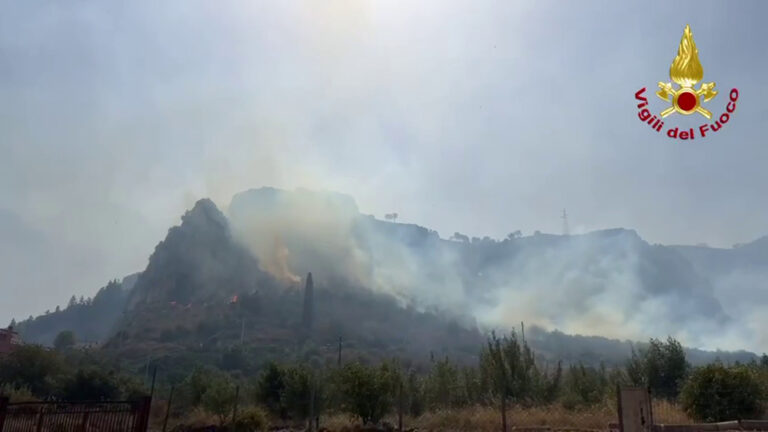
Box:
left=2, top=332, right=767, bottom=429
left=170, top=333, right=768, bottom=428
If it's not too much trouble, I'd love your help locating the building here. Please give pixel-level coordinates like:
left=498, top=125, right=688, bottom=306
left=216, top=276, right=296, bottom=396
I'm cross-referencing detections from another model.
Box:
left=0, top=326, right=21, bottom=355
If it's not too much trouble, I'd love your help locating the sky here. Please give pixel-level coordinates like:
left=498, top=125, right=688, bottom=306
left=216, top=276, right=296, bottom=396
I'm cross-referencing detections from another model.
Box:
left=1, top=0, right=767, bottom=325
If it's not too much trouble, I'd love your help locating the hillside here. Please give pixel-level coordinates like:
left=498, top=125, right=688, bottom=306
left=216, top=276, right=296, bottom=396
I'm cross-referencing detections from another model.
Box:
left=101, top=195, right=483, bottom=371
left=13, top=187, right=768, bottom=370
left=226, top=188, right=734, bottom=350
left=13, top=274, right=137, bottom=346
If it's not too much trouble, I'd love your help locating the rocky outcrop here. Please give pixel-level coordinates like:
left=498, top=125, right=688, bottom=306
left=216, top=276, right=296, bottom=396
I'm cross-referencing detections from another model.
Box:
left=126, top=199, right=274, bottom=309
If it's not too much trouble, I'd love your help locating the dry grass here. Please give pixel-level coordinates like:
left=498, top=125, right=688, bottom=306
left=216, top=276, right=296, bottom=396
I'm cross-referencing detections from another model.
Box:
left=652, top=400, right=693, bottom=425
left=408, top=404, right=615, bottom=431
left=155, top=401, right=692, bottom=431
left=320, top=402, right=691, bottom=432
left=159, top=407, right=223, bottom=430
left=0, top=385, right=38, bottom=403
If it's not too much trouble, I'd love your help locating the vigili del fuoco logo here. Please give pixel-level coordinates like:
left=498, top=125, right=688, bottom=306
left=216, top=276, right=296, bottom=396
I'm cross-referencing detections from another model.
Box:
left=635, top=25, right=738, bottom=140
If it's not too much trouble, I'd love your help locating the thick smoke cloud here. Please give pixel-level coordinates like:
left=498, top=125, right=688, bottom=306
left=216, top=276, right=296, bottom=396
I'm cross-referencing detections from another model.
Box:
left=226, top=188, right=760, bottom=353
left=229, top=188, right=373, bottom=288
left=477, top=232, right=730, bottom=348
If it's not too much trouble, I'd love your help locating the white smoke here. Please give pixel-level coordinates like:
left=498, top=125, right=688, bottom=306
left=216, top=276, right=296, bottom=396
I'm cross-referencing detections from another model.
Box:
left=223, top=187, right=768, bottom=353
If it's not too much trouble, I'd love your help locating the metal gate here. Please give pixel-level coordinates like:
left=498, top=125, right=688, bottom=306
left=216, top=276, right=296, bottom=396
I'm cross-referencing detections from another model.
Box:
left=0, top=397, right=151, bottom=432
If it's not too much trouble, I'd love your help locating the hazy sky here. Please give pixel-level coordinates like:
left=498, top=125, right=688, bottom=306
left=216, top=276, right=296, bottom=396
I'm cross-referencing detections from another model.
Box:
left=2, top=1, right=767, bottom=324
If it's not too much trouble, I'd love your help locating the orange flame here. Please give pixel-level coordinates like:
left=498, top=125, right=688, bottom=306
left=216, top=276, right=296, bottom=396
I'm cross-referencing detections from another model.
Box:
left=267, top=235, right=301, bottom=284
left=670, top=24, right=703, bottom=88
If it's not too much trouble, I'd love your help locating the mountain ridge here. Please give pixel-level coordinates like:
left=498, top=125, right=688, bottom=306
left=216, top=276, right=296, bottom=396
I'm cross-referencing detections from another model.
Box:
left=12, top=187, right=768, bottom=366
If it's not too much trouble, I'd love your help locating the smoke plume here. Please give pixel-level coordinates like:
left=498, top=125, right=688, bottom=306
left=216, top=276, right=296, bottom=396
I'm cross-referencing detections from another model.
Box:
left=224, top=187, right=766, bottom=354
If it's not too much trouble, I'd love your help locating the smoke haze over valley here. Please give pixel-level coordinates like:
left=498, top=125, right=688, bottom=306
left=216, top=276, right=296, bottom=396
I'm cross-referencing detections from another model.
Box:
left=216, top=188, right=768, bottom=355
left=9, top=187, right=768, bottom=361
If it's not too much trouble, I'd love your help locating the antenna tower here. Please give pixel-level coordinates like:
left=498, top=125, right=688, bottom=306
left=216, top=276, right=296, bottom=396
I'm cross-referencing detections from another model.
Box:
left=562, top=209, right=569, bottom=236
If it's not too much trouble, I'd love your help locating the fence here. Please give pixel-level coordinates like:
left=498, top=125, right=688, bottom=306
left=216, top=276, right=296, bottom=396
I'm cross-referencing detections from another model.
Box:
left=619, top=387, right=768, bottom=432
left=652, top=421, right=768, bottom=432
left=0, top=397, right=151, bottom=432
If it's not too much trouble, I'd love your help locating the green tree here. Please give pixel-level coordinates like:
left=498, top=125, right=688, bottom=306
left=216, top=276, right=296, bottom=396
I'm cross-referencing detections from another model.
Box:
left=201, top=375, right=238, bottom=426
left=283, top=366, right=309, bottom=420
left=460, top=366, right=484, bottom=407
left=540, top=361, right=563, bottom=404
left=423, top=358, right=460, bottom=409
left=114, top=373, right=148, bottom=401
left=254, top=362, right=287, bottom=419
left=185, top=366, right=229, bottom=407
left=54, top=330, right=77, bottom=351
left=480, top=331, right=545, bottom=405
left=405, top=370, right=425, bottom=417
left=627, top=337, right=689, bottom=399
left=561, top=363, right=608, bottom=409
left=282, top=364, right=323, bottom=424
left=233, top=406, right=269, bottom=432
left=58, top=367, right=121, bottom=401
left=0, top=345, right=66, bottom=396
left=680, top=363, right=765, bottom=422
left=335, top=362, right=396, bottom=425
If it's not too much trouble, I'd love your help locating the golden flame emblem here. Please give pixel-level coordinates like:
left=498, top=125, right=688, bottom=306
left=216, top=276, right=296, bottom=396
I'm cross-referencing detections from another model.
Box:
left=656, top=25, right=718, bottom=118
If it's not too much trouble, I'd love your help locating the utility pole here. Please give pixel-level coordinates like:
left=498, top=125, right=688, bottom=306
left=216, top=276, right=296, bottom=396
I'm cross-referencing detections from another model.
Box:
left=232, top=385, right=240, bottom=424
left=337, top=336, right=342, bottom=367
left=562, top=209, right=570, bottom=236
left=308, top=374, right=315, bottom=432
left=501, top=391, right=507, bottom=432
left=162, top=385, right=175, bottom=432
left=240, top=318, right=245, bottom=346
left=149, top=366, right=157, bottom=398
left=144, top=356, right=152, bottom=387
left=398, top=379, right=404, bottom=432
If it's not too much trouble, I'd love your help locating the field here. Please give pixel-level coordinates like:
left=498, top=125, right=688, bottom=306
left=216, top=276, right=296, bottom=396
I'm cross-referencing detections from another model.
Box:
left=323, top=401, right=691, bottom=431
left=154, top=400, right=692, bottom=432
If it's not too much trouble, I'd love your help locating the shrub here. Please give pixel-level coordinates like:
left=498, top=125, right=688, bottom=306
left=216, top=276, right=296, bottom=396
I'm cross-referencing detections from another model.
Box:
left=115, top=374, right=148, bottom=400
left=480, top=331, right=550, bottom=406
left=54, top=331, right=77, bottom=351
left=57, top=367, right=121, bottom=401
left=627, top=337, right=689, bottom=400
left=561, top=363, right=608, bottom=409
left=201, top=376, right=238, bottom=426
left=282, top=363, right=327, bottom=425
left=335, top=362, right=396, bottom=425
left=405, top=370, right=425, bottom=417
left=281, top=365, right=313, bottom=422
left=423, top=358, right=460, bottom=409
left=184, top=366, right=229, bottom=406
left=0, top=384, right=38, bottom=402
left=253, top=362, right=287, bottom=419
left=233, top=406, right=269, bottom=431
left=0, top=345, right=67, bottom=396
left=680, top=363, right=765, bottom=422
